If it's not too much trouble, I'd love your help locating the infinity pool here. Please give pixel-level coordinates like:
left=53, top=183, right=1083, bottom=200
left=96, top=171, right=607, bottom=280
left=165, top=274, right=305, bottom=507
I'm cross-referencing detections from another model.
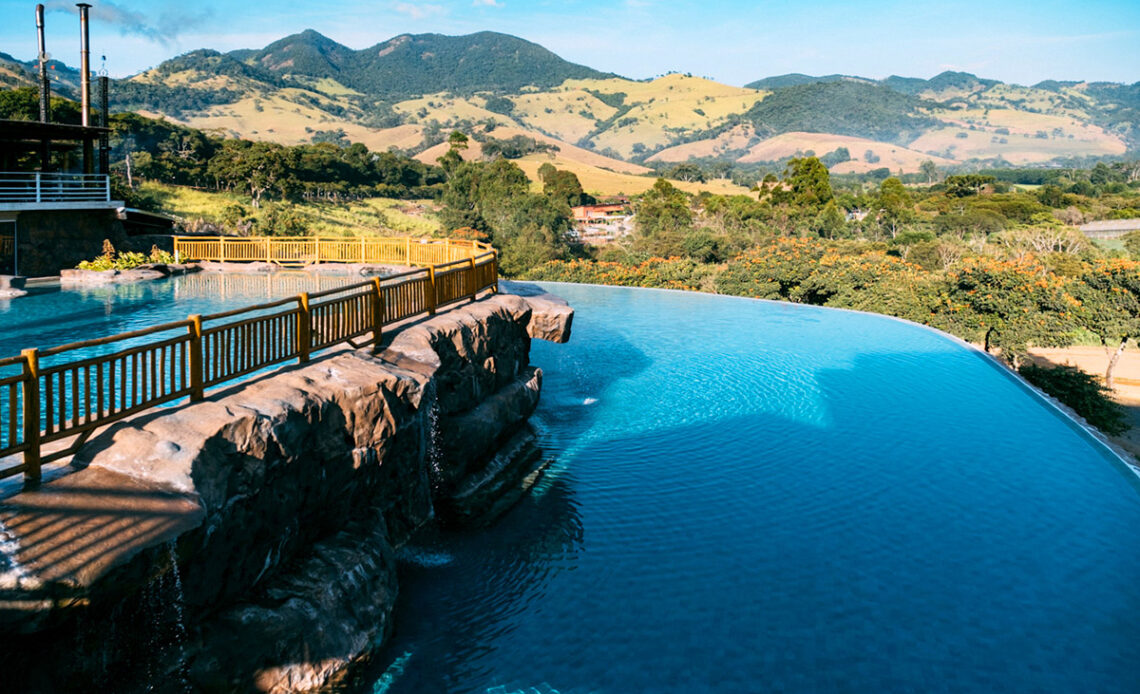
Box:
left=356, top=282, right=1140, bottom=694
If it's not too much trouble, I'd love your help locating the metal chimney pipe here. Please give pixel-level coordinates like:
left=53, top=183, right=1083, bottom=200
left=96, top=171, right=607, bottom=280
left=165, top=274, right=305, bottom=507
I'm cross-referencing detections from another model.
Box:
left=35, top=4, right=50, bottom=123
left=77, top=3, right=92, bottom=127
left=99, top=75, right=110, bottom=174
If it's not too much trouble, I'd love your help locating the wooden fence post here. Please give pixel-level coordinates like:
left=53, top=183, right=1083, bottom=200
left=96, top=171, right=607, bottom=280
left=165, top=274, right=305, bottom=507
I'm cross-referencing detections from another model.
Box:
left=468, top=257, right=477, bottom=300
left=360, top=236, right=366, bottom=263
left=298, top=293, right=312, bottom=362
left=188, top=315, right=204, bottom=402
left=371, top=277, right=384, bottom=350
left=219, top=236, right=227, bottom=262
left=21, top=348, right=41, bottom=483
left=427, top=266, right=437, bottom=315
left=405, top=237, right=411, bottom=265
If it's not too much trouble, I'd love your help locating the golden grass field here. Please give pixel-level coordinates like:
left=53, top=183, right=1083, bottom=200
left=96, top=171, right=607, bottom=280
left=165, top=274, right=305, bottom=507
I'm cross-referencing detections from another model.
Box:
left=393, top=93, right=511, bottom=125
left=508, top=89, right=619, bottom=143
left=729, top=132, right=953, bottom=173
left=908, top=124, right=1126, bottom=165
left=511, top=154, right=750, bottom=196
left=155, top=92, right=427, bottom=153
left=139, top=182, right=441, bottom=236
left=930, top=106, right=1120, bottom=142
left=647, top=124, right=761, bottom=162
left=554, top=74, right=769, bottom=158
left=414, top=140, right=745, bottom=197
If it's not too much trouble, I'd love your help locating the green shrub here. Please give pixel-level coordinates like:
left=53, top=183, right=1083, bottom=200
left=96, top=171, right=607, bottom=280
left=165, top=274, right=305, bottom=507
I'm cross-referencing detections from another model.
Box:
left=1018, top=364, right=1129, bottom=435
left=77, top=240, right=169, bottom=271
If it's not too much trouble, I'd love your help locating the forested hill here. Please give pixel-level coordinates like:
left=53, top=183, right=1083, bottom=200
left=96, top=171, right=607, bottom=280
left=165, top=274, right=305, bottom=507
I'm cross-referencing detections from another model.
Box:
left=0, top=50, right=82, bottom=96
left=744, top=71, right=1001, bottom=95
left=742, top=81, right=937, bottom=143
left=238, top=30, right=613, bottom=98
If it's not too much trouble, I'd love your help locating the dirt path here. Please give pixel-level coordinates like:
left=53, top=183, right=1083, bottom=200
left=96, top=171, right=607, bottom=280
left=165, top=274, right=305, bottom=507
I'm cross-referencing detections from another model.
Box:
left=1027, top=346, right=1140, bottom=460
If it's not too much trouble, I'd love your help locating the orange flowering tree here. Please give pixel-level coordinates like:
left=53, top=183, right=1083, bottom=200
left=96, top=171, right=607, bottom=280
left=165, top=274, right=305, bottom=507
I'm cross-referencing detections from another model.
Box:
left=1070, top=259, right=1140, bottom=388
left=794, top=251, right=944, bottom=324
left=941, top=257, right=1076, bottom=365
left=713, top=237, right=836, bottom=300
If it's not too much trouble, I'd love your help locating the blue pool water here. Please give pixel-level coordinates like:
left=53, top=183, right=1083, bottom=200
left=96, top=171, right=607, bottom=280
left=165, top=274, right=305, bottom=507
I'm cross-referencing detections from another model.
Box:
left=0, top=273, right=361, bottom=363
left=358, top=283, right=1140, bottom=694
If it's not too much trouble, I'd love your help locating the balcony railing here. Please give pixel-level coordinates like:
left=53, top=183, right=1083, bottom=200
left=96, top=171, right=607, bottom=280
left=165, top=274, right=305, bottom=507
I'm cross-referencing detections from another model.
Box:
left=0, top=172, right=111, bottom=204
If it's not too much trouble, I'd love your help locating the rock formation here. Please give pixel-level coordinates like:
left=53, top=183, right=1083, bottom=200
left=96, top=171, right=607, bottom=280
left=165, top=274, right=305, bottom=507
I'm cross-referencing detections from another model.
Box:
left=0, top=290, right=572, bottom=692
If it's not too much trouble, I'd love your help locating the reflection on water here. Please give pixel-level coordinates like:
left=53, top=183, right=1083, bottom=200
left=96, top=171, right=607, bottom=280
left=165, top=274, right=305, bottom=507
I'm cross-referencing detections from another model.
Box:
left=171, top=271, right=363, bottom=304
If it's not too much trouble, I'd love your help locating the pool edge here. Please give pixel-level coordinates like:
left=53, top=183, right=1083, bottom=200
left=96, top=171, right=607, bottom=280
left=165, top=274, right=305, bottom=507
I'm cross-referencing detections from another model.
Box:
left=521, top=280, right=1140, bottom=485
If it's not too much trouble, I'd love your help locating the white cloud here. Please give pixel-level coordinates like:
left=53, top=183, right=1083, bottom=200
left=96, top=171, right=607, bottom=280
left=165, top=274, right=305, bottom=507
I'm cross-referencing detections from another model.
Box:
left=391, top=2, right=446, bottom=20
left=473, top=0, right=503, bottom=7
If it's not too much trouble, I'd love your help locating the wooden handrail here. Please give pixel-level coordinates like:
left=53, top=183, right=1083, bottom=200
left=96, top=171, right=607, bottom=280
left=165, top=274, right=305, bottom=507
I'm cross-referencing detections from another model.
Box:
left=0, top=239, right=499, bottom=485
left=172, top=236, right=493, bottom=267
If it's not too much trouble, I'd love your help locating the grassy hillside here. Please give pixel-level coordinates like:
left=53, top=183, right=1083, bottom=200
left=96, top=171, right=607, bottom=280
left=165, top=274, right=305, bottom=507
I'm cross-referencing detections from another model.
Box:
left=411, top=126, right=747, bottom=197
left=648, top=124, right=762, bottom=162
left=5, top=31, right=1135, bottom=179
left=138, top=182, right=441, bottom=236
left=737, top=132, right=956, bottom=170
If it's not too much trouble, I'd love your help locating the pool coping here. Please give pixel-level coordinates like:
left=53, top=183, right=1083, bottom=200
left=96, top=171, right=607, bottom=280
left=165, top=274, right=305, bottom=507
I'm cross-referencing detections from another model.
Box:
left=517, top=280, right=1140, bottom=484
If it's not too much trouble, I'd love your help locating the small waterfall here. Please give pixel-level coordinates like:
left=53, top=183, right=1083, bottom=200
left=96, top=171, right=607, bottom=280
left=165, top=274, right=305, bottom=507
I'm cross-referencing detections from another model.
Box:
left=426, top=397, right=445, bottom=494
left=167, top=543, right=191, bottom=687
left=142, top=542, right=192, bottom=693
left=0, top=518, right=28, bottom=583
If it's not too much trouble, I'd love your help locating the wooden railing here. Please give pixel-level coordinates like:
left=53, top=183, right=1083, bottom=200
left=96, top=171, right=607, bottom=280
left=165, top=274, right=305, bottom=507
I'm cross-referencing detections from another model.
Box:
left=172, top=236, right=493, bottom=267
left=0, top=240, right=498, bottom=485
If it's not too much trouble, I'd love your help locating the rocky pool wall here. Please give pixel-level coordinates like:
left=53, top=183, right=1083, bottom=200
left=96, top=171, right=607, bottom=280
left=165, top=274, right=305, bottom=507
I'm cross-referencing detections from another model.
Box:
left=0, top=291, right=572, bottom=692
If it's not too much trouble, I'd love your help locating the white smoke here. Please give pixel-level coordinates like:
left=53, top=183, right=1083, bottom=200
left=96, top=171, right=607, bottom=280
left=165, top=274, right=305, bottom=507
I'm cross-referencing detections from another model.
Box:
left=45, top=1, right=213, bottom=45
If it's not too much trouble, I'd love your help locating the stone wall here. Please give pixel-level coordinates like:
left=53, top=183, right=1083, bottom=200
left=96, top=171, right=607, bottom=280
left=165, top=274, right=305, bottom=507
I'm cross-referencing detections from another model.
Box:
left=0, top=291, right=573, bottom=692
left=14, top=208, right=130, bottom=277
left=6, top=208, right=171, bottom=277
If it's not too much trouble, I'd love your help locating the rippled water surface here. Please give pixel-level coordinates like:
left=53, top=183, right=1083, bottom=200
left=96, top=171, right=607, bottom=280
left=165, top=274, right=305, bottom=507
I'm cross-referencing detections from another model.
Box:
left=361, top=283, right=1140, bottom=694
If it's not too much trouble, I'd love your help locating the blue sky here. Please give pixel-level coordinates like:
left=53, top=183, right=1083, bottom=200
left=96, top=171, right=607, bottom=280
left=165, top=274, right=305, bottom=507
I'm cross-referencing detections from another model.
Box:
left=0, top=0, right=1136, bottom=85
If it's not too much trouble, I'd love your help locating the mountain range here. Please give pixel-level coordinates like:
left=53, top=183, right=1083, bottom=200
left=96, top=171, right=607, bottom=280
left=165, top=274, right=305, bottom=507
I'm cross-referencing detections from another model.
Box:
left=2, top=29, right=1137, bottom=186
